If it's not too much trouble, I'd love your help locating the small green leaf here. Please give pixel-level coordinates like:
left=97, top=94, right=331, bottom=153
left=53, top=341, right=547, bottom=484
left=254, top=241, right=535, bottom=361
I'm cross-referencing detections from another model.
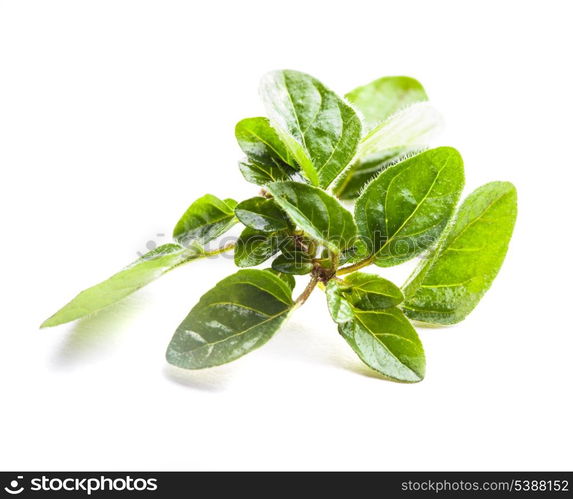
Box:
left=41, top=244, right=193, bottom=328
left=265, top=268, right=296, bottom=291
left=402, top=182, right=517, bottom=325
left=325, top=280, right=355, bottom=324
left=332, top=103, right=442, bottom=200
left=332, top=149, right=409, bottom=201
left=340, top=240, right=368, bottom=265
left=235, top=117, right=299, bottom=186
left=325, top=273, right=403, bottom=324
left=166, top=269, right=293, bottom=369
left=358, top=103, right=443, bottom=160
left=173, top=194, right=237, bottom=247
left=346, top=76, right=428, bottom=133
left=355, top=147, right=464, bottom=267
left=235, top=116, right=295, bottom=167
left=235, top=197, right=291, bottom=232
left=238, top=161, right=298, bottom=186
left=326, top=276, right=424, bottom=381
left=338, top=307, right=425, bottom=382
left=340, top=272, right=404, bottom=310
left=223, top=198, right=238, bottom=209
left=271, top=251, right=313, bottom=275
left=267, top=181, right=357, bottom=253
left=260, top=69, right=362, bottom=187
left=234, top=227, right=286, bottom=268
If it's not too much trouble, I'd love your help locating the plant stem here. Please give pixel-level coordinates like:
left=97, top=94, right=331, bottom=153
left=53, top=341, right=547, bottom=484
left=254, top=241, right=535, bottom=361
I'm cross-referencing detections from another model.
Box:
left=294, top=275, right=319, bottom=307
left=202, top=242, right=236, bottom=257
left=335, top=255, right=374, bottom=276
left=330, top=250, right=340, bottom=270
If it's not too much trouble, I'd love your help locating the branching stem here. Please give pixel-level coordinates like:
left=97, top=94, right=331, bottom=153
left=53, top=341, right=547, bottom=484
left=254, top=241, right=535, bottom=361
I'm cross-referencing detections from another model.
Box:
left=336, top=255, right=374, bottom=276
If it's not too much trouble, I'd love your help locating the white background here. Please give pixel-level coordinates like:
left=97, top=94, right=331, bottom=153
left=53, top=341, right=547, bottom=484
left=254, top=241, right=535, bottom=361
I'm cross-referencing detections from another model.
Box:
left=1, top=0, right=572, bottom=471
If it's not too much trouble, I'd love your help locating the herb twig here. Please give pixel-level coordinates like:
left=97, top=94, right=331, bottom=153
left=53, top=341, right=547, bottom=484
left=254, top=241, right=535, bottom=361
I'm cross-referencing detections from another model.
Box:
left=41, top=70, right=517, bottom=383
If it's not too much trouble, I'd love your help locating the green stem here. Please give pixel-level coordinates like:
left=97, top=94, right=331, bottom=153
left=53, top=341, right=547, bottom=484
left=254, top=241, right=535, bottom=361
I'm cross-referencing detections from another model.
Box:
left=330, top=250, right=340, bottom=270
left=202, top=242, right=236, bottom=257
left=336, top=255, right=374, bottom=276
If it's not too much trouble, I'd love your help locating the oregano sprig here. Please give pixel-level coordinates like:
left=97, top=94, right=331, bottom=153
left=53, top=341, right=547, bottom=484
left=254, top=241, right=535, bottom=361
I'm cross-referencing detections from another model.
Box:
left=41, top=70, right=517, bottom=383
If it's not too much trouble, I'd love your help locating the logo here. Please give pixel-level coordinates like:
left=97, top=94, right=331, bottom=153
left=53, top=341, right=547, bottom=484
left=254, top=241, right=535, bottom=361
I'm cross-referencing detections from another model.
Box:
left=4, top=476, right=24, bottom=495
left=137, top=233, right=166, bottom=257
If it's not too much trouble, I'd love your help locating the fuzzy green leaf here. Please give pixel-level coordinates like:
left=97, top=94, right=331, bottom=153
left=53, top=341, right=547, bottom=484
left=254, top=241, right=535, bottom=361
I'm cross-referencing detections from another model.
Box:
left=402, top=182, right=517, bottom=325
left=260, top=69, right=362, bottom=187
left=41, top=244, right=194, bottom=328
left=235, top=116, right=294, bottom=167
left=235, top=117, right=299, bottom=186
left=355, top=147, right=464, bottom=267
left=173, top=194, right=237, bottom=247
left=346, top=76, right=428, bottom=133
left=234, top=227, right=286, bottom=268
left=268, top=181, right=357, bottom=253
left=333, top=103, right=443, bottom=200
left=238, top=160, right=297, bottom=186
left=332, top=149, right=405, bottom=200
left=166, top=269, right=293, bottom=369
left=235, top=197, right=291, bottom=232
left=358, top=103, right=443, bottom=160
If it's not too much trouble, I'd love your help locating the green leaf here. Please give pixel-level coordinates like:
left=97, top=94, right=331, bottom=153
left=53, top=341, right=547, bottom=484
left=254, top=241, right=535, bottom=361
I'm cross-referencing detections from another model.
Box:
left=173, top=194, right=237, bottom=247
left=271, top=251, right=313, bottom=275
left=41, top=244, right=193, bottom=328
left=338, top=307, right=425, bottom=382
left=339, top=272, right=404, bottom=310
left=326, top=277, right=424, bottom=381
left=235, top=197, right=291, bottom=232
left=235, top=116, right=295, bottom=167
left=166, top=269, right=293, bottom=369
left=260, top=69, right=362, bottom=187
left=326, top=273, right=403, bottom=324
left=235, top=117, right=300, bottom=186
left=332, top=103, right=442, bottom=200
left=402, top=182, right=517, bottom=325
left=238, top=161, right=298, bottom=186
left=265, top=268, right=296, bottom=291
left=358, top=103, right=443, bottom=160
left=355, top=147, right=464, bottom=267
left=234, top=227, right=286, bottom=268
left=340, top=240, right=368, bottom=265
left=267, top=181, right=357, bottom=253
left=346, top=76, right=428, bottom=133
left=325, top=280, right=355, bottom=324
left=239, top=161, right=295, bottom=185
left=223, top=198, right=238, bottom=209
left=332, top=149, right=405, bottom=200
